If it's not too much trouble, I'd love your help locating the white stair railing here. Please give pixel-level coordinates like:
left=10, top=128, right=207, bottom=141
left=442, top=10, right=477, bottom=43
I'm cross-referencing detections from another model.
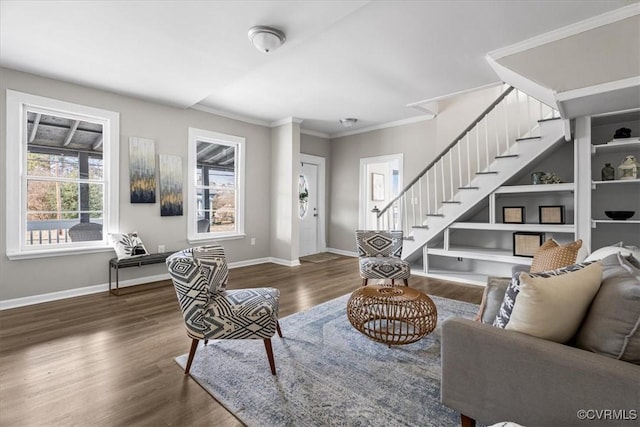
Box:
left=376, top=86, right=559, bottom=234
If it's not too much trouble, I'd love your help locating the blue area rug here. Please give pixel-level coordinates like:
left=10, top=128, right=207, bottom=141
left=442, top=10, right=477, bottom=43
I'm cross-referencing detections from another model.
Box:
left=175, top=293, right=478, bottom=426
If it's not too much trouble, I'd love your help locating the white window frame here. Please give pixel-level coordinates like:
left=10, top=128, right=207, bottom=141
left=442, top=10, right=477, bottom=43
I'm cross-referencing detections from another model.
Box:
left=5, top=90, right=119, bottom=259
left=187, top=127, right=245, bottom=243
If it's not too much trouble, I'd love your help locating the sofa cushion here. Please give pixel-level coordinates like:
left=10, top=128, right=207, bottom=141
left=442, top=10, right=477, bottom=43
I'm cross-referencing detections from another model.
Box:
left=530, top=239, right=582, bottom=273
left=505, top=262, right=602, bottom=343
left=475, top=276, right=510, bottom=324
left=574, top=253, right=640, bottom=364
left=493, top=262, right=593, bottom=328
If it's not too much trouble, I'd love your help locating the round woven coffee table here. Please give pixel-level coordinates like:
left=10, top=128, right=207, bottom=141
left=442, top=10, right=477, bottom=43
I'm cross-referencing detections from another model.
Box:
left=347, top=285, right=438, bottom=345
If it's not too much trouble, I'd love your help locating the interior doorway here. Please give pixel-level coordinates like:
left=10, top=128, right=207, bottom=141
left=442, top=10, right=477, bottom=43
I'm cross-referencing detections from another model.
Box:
left=359, top=154, right=403, bottom=230
left=298, top=154, right=326, bottom=257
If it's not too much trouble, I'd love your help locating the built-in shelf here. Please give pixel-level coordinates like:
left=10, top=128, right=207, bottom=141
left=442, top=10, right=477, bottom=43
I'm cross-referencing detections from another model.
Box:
left=592, top=178, right=640, bottom=186
left=494, top=183, right=575, bottom=194
left=592, top=139, right=640, bottom=154
left=427, top=246, right=533, bottom=265
left=450, top=222, right=575, bottom=233
left=592, top=219, right=640, bottom=226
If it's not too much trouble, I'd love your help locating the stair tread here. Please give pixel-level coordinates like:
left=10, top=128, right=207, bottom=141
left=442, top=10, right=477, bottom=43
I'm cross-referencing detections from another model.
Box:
left=476, top=171, right=498, bottom=174
left=458, top=186, right=479, bottom=190
left=495, top=154, right=519, bottom=158
left=516, top=136, right=541, bottom=141
left=538, top=117, right=561, bottom=123
left=442, top=201, right=461, bottom=204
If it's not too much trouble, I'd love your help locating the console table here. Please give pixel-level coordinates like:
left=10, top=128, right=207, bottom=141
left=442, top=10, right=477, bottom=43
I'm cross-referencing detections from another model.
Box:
left=109, top=252, right=174, bottom=295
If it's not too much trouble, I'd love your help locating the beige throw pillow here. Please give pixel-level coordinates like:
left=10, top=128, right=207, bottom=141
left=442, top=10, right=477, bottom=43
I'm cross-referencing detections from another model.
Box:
left=530, top=239, right=582, bottom=273
left=505, top=262, right=602, bottom=343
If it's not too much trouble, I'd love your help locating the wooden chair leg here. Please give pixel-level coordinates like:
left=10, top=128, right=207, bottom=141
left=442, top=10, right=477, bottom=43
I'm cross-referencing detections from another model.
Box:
left=403, top=278, right=409, bottom=286
left=185, top=338, right=199, bottom=375
left=391, top=279, right=395, bottom=285
left=263, top=339, right=276, bottom=375
left=461, top=414, right=476, bottom=427
left=204, top=340, right=209, bottom=346
left=362, top=278, right=368, bottom=286
left=276, top=321, right=283, bottom=338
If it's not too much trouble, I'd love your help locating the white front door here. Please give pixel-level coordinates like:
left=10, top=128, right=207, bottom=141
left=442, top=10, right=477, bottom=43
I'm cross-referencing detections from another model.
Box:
left=299, top=161, right=319, bottom=256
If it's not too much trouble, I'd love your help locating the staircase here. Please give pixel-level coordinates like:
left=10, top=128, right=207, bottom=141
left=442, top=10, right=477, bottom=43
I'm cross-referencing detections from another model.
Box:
left=375, top=85, right=565, bottom=262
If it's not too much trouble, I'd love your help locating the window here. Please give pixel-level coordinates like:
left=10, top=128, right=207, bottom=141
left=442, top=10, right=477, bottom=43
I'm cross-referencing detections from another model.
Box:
left=188, top=128, right=245, bottom=242
left=6, top=90, right=119, bottom=259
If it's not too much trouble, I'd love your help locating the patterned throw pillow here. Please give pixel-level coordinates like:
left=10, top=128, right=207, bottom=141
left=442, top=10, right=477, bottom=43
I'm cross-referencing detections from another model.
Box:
left=492, top=262, right=593, bottom=328
left=109, top=232, right=149, bottom=260
left=530, top=239, right=582, bottom=273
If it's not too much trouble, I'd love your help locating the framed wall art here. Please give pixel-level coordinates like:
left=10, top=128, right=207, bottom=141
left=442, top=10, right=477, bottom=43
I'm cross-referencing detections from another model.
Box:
left=371, top=173, right=385, bottom=201
left=503, top=206, right=525, bottom=224
left=159, top=154, right=183, bottom=216
left=129, top=137, right=156, bottom=203
left=513, top=232, right=545, bottom=257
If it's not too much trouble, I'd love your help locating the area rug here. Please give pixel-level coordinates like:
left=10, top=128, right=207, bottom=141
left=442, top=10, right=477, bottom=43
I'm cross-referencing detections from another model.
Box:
left=299, top=252, right=341, bottom=263
left=175, top=293, right=478, bottom=427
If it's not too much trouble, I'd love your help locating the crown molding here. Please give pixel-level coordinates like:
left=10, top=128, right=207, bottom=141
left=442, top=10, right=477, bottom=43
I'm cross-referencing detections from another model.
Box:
left=300, top=129, right=331, bottom=139
left=488, top=3, right=640, bottom=60
left=270, top=117, right=304, bottom=127
left=190, top=104, right=271, bottom=127
left=331, top=115, right=433, bottom=139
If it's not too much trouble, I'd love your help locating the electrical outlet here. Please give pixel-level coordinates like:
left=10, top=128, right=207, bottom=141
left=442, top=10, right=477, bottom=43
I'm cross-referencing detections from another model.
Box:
left=158, top=244, right=166, bottom=253
left=250, top=238, right=256, bottom=246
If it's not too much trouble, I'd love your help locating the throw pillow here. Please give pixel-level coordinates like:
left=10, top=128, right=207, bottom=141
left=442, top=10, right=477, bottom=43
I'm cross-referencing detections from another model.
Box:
left=492, top=262, right=593, bottom=328
left=475, top=276, right=510, bottom=324
left=530, top=239, right=582, bottom=273
left=505, top=262, right=603, bottom=343
left=109, top=232, right=149, bottom=260
left=584, top=244, right=640, bottom=263
left=574, top=253, right=640, bottom=364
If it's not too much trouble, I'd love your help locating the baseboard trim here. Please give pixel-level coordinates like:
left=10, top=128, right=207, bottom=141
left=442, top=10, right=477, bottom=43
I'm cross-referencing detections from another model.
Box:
left=327, top=247, right=358, bottom=257
left=0, top=257, right=293, bottom=310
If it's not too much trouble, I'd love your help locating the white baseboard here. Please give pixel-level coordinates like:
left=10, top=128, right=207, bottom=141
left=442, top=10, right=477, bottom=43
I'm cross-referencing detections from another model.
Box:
left=0, top=257, right=289, bottom=310
left=327, top=247, right=358, bottom=257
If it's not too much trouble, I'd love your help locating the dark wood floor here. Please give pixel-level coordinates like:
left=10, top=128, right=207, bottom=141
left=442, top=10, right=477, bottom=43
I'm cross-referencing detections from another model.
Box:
left=0, top=255, right=483, bottom=426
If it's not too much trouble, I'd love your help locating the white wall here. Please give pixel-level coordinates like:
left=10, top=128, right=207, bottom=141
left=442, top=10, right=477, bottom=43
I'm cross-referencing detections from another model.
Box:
left=269, top=121, right=301, bottom=264
left=328, top=85, right=505, bottom=252
left=0, top=68, right=273, bottom=300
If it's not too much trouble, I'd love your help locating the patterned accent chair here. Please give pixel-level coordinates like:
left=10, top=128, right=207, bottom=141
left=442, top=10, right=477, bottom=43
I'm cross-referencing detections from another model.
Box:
left=166, top=244, right=283, bottom=375
left=355, top=230, right=410, bottom=286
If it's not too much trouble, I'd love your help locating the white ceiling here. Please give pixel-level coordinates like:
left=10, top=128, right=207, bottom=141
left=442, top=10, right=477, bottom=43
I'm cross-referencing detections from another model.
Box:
left=0, top=1, right=630, bottom=137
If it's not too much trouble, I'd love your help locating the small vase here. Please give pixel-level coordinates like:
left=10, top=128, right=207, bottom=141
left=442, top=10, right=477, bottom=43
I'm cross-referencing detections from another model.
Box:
left=531, top=172, right=544, bottom=185
left=601, top=163, right=615, bottom=181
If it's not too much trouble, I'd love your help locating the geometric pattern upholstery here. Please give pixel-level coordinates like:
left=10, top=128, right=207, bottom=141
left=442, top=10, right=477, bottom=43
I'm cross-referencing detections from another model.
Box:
left=166, top=245, right=279, bottom=340
left=359, top=257, right=411, bottom=280
left=166, top=244, right=282, bottom=375
left=355, top=230, right=410, bottom=283
left=356, top=230, right=404, bottom=258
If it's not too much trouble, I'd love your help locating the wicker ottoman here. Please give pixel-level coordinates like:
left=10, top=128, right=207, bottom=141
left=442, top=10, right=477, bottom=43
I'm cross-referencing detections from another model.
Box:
left=347, top=285, right=437, bottom=345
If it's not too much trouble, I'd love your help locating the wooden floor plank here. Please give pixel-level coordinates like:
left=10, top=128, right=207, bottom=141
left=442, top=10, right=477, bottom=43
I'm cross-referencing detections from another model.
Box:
left=0, top=256, right=483, bottom=426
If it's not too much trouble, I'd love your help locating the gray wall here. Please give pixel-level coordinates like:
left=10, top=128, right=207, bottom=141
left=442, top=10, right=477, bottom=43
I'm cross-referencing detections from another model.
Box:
left=328, top=85, right=504, bottom=252
left=0, top=68, right=272, bottom=300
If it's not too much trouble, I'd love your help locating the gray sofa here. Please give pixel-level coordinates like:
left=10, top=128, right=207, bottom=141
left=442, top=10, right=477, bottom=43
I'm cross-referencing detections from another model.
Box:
left=441, top=252, right=640, bottom=427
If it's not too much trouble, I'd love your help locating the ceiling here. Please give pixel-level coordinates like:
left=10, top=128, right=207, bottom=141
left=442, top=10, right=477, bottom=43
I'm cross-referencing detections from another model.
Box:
left=0, top=1, right=631, bottom=137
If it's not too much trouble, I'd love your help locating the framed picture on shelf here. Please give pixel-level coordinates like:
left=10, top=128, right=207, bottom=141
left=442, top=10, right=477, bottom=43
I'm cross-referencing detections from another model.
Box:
left=513, top=232, right=545, bottom=257
left=503, top=206, right=525, bottom=224
left=371, top=173, right=385, bottom=201
left=539, top=205, right=565, bottom=224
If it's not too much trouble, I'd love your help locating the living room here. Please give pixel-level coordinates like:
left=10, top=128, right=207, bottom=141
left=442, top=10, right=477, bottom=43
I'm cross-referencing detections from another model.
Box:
left=1, top=1, right=639, bottom=426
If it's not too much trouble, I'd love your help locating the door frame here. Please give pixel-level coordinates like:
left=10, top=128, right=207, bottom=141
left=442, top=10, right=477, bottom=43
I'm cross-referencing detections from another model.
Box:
left=359, top=153, right=404, bottom=230
left=300, top=153, right=327, bottom=253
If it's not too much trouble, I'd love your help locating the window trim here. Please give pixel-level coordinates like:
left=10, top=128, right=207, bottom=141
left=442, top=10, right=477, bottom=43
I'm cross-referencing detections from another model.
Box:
left=5, top=90, right=119, bottom=259
left=187, top=127, right=245, bottom=243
